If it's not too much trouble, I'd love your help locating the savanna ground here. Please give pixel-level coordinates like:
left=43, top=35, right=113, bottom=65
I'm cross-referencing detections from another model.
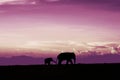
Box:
left=0, top=64, right=119, bottom=79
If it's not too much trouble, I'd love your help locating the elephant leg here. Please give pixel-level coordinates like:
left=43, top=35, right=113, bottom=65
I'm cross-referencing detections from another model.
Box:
left=67, top=59, right=73, bottom=64
left=58, top=60, right=62, bottom=65
left=48, top=61, right=50, bottom=65
left=66, top=59, right=73, bottom=64
left=45, top=61, right=47, bottom=65
left=66, top=60, right=69, bottom=64
left=49, top=61, right=51, bottom=65
left=70, top=59, right=73, bottom=64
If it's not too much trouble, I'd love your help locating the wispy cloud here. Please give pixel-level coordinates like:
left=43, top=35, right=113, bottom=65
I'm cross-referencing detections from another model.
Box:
left=0, top=0, right=36, bottom=5
left=0, top=0, right=120, bottom=5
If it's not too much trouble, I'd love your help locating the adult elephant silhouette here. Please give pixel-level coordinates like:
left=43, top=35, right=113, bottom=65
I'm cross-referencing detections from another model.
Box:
left=57, top=52, right=76, bottom=65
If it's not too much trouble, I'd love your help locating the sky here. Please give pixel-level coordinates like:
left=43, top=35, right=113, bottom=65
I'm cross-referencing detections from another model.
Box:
left=0, top=0, right=120, bottom=57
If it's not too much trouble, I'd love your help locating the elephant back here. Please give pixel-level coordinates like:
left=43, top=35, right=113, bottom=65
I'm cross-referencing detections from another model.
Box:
left=57, top=52, right=76, bottom=59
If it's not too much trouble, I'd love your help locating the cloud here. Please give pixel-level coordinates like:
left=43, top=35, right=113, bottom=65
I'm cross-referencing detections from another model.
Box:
left=0, top=0, right=59, bottom=5
left=0, top=0, right=119, bottom=4
left=62, top=0, right=120, bottom=11
left=94, top=46, right=107, bottom=49
left=46, top=0, right=60, bottom=2
left=1, top=0, right=119, bottom=11
left=0, top=10, right=5, bottom=13
left=54, top=0, right=120, bottom=11
left=0, top=0, right=37, bottom=5
left=60, top=0, right=120, bottom=4
left=0, top=0, right=120, bottom=7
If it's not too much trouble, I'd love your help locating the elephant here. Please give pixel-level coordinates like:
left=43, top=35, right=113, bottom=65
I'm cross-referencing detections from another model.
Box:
left=57, top=52, right=76, bottom=65
left=44, top=58, right=56, bottom=65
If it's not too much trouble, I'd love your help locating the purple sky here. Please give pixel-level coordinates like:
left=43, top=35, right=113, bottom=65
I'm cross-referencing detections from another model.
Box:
left=0, top=0, right=120, bottom=57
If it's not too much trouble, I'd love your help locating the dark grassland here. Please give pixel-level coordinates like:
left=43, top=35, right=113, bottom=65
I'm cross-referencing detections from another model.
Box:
left=0, top=64, right=119, bottom=79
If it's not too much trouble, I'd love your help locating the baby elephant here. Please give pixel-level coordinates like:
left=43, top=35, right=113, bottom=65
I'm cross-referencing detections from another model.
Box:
left=44, top=58, right=56, bottom=65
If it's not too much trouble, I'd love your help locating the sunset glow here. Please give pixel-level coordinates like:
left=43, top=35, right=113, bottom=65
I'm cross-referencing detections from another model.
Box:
left=0, top=0, right=120, bottom=58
